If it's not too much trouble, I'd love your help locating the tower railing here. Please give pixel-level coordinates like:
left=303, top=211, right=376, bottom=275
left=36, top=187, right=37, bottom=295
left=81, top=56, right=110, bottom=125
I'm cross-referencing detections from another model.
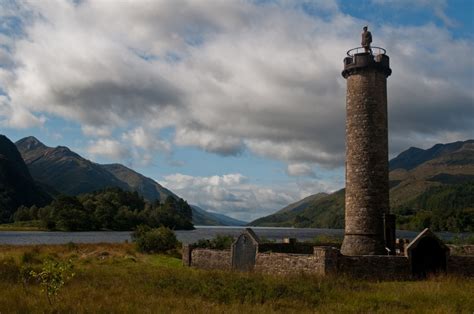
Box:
left=346, top=46, right=387, bottom=57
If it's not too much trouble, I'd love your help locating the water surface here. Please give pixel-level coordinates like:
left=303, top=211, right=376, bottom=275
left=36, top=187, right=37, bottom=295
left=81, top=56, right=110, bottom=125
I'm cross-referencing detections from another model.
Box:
left=0, top=226, right=463, bottom=245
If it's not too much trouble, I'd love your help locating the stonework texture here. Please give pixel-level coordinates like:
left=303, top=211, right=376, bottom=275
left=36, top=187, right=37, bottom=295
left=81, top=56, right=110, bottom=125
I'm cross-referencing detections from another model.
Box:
left=341, top=63, right=390, bottom=256
left=447, top=256, right=474, bottom=276
left=339, top=255, right=410, bottom=279
left=190, top=249, right=231, bottom=270
left=184, top=246, right=474, bottom=279
left=254, top=253, right=324, bottom=276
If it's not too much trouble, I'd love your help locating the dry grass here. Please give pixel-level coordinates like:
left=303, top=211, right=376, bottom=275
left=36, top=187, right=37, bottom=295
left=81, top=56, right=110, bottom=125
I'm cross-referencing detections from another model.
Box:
left=0, top=243, right=473, bottom=313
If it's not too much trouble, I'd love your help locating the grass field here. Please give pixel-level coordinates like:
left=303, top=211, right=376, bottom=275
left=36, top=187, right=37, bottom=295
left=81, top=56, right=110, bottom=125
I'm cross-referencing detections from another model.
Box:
left=0, top=243, right=473, bottom=313
left=0, top=220, right=45, bottom=231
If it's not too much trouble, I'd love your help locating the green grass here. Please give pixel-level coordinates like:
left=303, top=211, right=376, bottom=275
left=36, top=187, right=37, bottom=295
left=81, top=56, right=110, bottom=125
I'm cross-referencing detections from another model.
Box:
left=0, top=243, right=473, bottom=313
left=0, top=220, right=45, bottom=231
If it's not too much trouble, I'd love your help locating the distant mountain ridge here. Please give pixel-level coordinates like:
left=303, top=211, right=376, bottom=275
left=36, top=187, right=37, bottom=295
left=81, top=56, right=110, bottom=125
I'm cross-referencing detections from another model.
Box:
left=16, top=136, right=173, bottom=201
left=250, top=139, right=474, bottom=232
left=389, top=140, right=474, bottom=171
left=0, top=135, right=51, bottom=221
left=191, top=205, right=246, bottom=226
left=15, top=136, right=242, bottom=226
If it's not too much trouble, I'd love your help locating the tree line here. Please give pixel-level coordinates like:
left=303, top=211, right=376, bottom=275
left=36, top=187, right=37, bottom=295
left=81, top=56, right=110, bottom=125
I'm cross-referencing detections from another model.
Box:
left=12, top=187, right=194, bottom=231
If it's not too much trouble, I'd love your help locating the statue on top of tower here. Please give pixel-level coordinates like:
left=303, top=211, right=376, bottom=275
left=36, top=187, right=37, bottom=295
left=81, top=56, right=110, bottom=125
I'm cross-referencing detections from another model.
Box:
left=361, top=26, right=372, bottom=54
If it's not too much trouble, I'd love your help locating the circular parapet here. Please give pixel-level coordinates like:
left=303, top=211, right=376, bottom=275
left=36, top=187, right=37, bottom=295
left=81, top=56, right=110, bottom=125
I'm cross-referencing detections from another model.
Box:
left=347, top=46, right=386, bottom=57
left=342, top=47, right=391, bottom=79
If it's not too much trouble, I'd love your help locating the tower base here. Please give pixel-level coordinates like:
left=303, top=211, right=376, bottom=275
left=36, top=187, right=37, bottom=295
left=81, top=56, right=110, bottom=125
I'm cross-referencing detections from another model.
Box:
left=341, top=234, right=386, bottom=256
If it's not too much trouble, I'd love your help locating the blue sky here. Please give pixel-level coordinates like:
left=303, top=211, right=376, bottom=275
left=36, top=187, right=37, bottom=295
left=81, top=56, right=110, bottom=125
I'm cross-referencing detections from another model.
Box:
left=0, top=0, right=473, bottom=221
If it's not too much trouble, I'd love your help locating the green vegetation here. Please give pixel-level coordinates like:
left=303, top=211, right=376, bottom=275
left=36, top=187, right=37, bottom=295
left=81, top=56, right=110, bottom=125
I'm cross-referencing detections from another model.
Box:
left=194, top=235, right=235, bottom=250
left=252, top=182, right=474, bottom=232
left=9, top=187, right=194, bottom=231
left=0, top=220, right=44, bottom=231
left=0, top=243, right=473, bottom=313
left=251, top=140, right=474, bottom=233
left=28, top=259, right=75, bottom=305
left=395, top=182, right=474, bottom=232
left=132, top=225, right=179, bottom=253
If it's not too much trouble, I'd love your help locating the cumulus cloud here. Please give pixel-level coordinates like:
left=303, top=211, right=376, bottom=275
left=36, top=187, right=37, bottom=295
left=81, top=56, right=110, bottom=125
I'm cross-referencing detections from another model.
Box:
left=86, top=138, right=130, bottom=160
left=0, top=0, right=472, bottom=168
left=286, top=163, right=316, bottom=178
left=162, top=172, right=340, bottom=221
left=81, top=125, right=113, bottom=137
left=122, top=127, right=171, bottom=153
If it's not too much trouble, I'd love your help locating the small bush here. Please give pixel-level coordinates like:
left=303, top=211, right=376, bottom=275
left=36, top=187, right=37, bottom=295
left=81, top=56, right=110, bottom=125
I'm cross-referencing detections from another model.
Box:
left=30, top=259, right=75, bottom=305
left=194, top=235, right=234, bottom=250
left=132, top=225, right=179, bottom=253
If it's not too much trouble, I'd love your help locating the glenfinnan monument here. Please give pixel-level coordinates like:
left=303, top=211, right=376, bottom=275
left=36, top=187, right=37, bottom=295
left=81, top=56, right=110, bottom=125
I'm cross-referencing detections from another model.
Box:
left=340, top=27, right=396, bottom=256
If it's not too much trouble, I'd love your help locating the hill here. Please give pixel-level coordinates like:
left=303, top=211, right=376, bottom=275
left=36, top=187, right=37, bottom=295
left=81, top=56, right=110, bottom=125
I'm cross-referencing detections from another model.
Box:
left=16, top=136, right=174, bottom=201
left=0, top=135, right=51, bottom=222
left=249, top=140, right=474, bottom=232
left=191, top=205, right=246, bottom=226
left=15, top=136, right=242, bottom=226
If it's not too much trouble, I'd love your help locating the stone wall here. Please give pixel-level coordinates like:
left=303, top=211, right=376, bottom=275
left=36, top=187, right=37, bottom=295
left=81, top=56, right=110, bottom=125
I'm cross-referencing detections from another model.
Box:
left=258, top=242, right=317, bottom=254
left=447, top=255, right=474, bottom=276
left=448, top=245, right=474, bottom=256
left=339, top=255, right=410, bottom=280
left=190, top=248, right=231, bottom=270
left=183, top=245, right=474, bottom=278
left=254, top=253, right=323, bottom=276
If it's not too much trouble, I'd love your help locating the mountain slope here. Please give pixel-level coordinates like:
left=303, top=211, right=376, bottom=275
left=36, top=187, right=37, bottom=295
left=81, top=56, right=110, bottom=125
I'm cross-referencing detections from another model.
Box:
left=102, top=164, right=176, bottom=202
left=16, top=136, right=243, bottom=226
left=250, top=140, right=474, bottom=231
left=16, top=136, right=173, bottom=201
left=191, top=205, right=246, bottom=226
left=0, top=135, right=51, bottom=222
left=389, top=140, right=474, bottom=171
left=275, top=193, right=328, bottom=215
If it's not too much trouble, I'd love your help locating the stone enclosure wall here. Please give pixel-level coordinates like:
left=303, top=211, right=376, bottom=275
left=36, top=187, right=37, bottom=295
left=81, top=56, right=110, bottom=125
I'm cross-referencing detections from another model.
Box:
left=184, top=245, right=410, bottom=278
left=448, top=255, right=474, bottom=277
left=184, top=245, right=474, bottom=279
left=188, top=248, right=231, bottom=270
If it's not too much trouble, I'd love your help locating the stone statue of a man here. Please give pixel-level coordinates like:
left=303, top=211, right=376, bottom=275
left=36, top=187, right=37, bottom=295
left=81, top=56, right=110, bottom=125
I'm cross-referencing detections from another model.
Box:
left=361, top=26, right=372, bottom=54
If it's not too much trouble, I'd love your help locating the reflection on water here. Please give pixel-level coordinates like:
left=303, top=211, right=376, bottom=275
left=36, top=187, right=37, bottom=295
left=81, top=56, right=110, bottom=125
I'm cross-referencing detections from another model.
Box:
left=0, top=226, right=465, bottom=245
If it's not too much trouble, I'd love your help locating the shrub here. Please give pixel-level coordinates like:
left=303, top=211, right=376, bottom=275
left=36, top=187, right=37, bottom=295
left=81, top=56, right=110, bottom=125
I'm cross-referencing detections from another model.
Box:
left=194, top=235, right=234, bottom=250
left=30, top=259, right=75, bottom=305
left=132, top=225, right=179, bottom=253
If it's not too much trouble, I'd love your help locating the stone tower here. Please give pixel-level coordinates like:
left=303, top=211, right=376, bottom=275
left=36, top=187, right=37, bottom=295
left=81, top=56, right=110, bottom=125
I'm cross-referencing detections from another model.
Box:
left=340, top=45, right=395, bottom=256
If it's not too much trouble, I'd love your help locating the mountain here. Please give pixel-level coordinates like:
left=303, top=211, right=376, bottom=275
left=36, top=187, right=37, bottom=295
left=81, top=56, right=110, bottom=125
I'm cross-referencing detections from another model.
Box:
left=389, top=140, right=474, bottom=171
left=16, top=136, right=173, bottom=202
left=16, top=136, right=244, bottom=226
left=191, top=205, right=246, bottom=226
left=250, top=140, right=474, bottom=232
left=0, top=135, right=51, bottom=222
left=275, top=193, right=328, bottom=215
left=101, top=164, right=176, bottom=202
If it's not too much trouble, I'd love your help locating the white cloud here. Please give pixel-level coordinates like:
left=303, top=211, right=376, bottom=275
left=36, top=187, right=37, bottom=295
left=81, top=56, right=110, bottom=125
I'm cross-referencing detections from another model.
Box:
left=86, top=138, right=130, bottom=161
left=286, top=163, right=316, bottom=177
left=0, top=0, right=472, bottom=169
left=122, top=127, right=171, bottom=153
left=162, top=172, right=337, bottom=221
left=81, top=125, right=113, bottom=137
left=0, top=96, right=46, bottom=128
